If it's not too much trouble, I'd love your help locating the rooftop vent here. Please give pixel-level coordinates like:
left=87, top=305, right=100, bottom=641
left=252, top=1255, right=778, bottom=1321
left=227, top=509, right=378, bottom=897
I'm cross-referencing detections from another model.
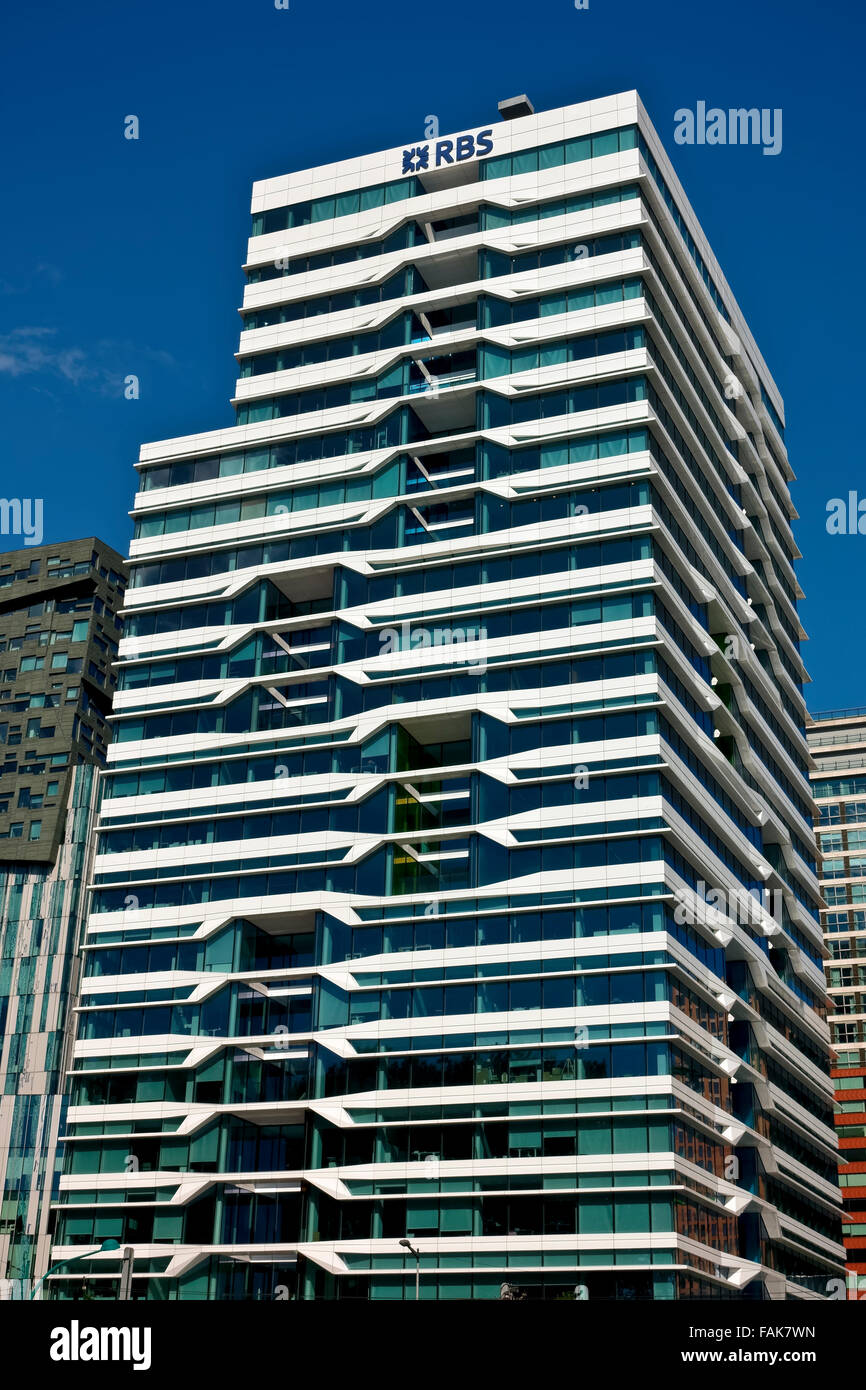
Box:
left=497, top=95, right=535, bottom=121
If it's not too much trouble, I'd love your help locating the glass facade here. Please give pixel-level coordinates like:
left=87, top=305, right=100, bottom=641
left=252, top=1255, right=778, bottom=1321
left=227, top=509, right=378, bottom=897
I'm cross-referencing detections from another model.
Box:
left=809, top=709, right=866, bottom=1297
left=49, top=96, right=844, bottom=1300
left=0, top=764, right=99, bottom=1296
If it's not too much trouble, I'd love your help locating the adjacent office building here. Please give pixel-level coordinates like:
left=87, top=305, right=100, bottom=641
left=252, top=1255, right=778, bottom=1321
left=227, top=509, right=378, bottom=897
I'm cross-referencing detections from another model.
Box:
left=52, top=92, right=844, bottom=1300
left=808, top=709, right=866, bottom=1295
left=0, top=539, right=126, bottom=1291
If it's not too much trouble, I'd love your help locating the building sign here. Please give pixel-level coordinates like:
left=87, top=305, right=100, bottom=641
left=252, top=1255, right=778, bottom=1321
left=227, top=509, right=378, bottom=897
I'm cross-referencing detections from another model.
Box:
left=402, top=129, right=494, bottom=174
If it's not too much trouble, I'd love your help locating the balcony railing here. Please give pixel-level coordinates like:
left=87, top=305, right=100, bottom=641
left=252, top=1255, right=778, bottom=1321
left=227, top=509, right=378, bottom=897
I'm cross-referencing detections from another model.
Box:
left=812, top=707, right=866, bottom=723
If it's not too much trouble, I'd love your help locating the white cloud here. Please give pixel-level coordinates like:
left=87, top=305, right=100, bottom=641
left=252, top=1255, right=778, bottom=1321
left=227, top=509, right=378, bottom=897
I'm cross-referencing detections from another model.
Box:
left=0, top=327, right=176, bottom=393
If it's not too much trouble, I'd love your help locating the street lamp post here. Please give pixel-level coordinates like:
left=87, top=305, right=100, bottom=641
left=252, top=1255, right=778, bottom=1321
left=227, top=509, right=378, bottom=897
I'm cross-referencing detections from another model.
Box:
left=118, top=1245, right=135, bottom=1300
left=399, top=1238, right=420, bottom=1301
left=29, top=1238, right=121, bottom=1301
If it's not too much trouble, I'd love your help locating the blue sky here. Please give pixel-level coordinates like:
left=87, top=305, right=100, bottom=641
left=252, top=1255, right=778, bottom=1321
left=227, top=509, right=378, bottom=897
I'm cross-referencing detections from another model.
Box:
left=1, top=0, right=862, bottom=711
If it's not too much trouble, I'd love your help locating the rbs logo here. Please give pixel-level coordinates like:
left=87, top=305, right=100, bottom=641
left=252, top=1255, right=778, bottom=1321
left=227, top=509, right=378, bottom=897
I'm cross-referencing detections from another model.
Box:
left=402, top=129, right=494, bottom=174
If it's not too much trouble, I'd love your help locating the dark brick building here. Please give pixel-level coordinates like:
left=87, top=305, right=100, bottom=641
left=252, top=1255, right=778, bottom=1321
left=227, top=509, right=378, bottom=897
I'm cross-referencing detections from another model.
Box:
left=0, top=539, right=127, bottom=863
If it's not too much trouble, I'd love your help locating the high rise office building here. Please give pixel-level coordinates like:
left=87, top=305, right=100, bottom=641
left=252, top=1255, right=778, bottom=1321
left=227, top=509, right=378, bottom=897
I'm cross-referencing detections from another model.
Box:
left=0, top=538, right=126, bottom=1292
left=808, top=708, right=866, bottom=1296
left=53, top=92, right=844, bottom=1301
